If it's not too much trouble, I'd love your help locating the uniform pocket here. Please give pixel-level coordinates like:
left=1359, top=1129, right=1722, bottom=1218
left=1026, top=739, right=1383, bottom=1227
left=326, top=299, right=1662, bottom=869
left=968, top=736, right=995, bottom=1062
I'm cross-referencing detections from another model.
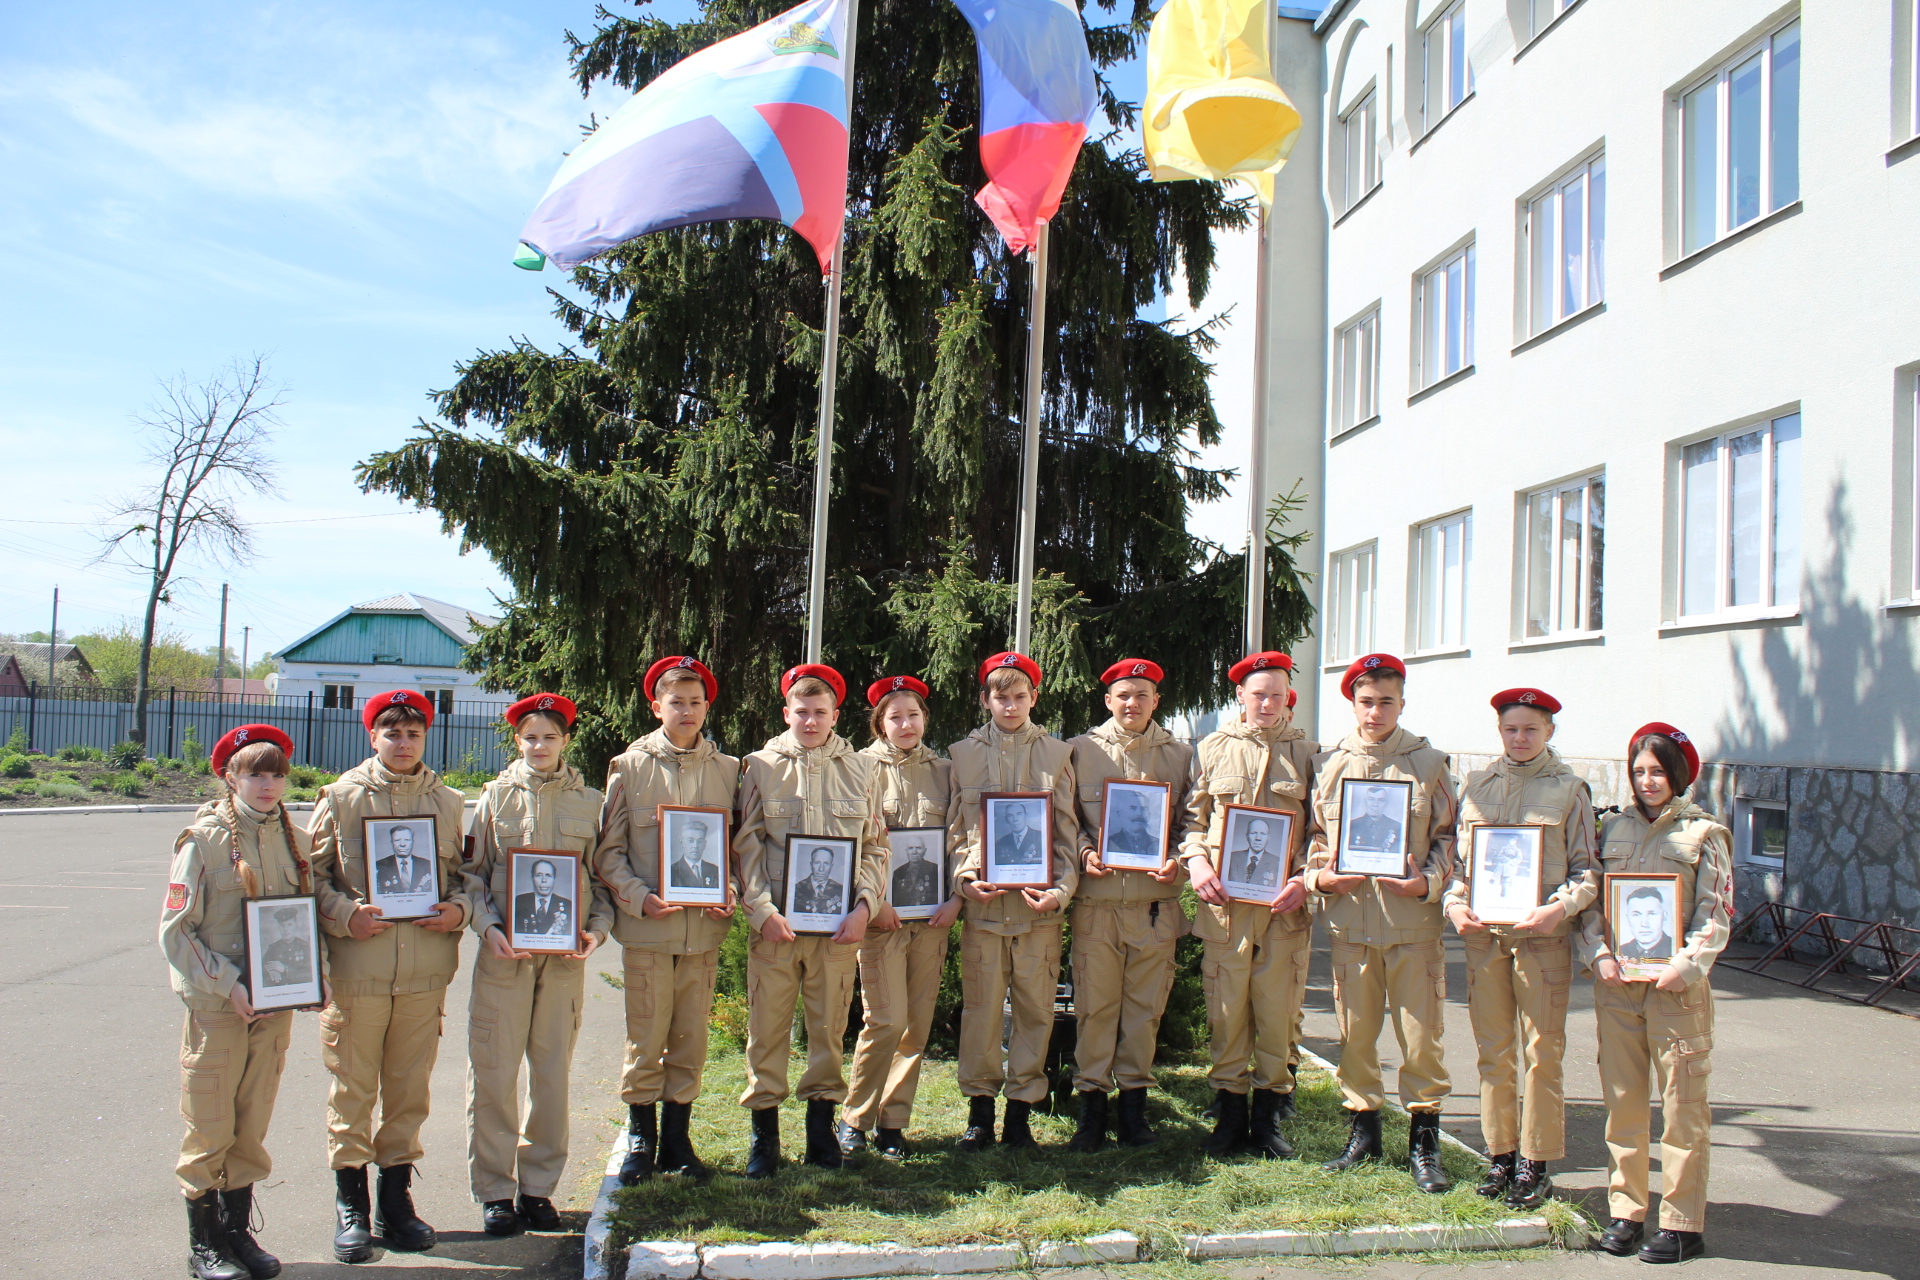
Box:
left=558, top=818, right=596, bottom=849
left=181, top=1068, right=226, bottom=1122
left=318, top=1003, right=347, bottom=1076
left=1207, top=776, right=1245, bottom=797
left=828, top=798, right=868, bottom=820
left=1269, top=779, right=1306, bottom=801
left=1673, top=1034, right=1712, bottom=1101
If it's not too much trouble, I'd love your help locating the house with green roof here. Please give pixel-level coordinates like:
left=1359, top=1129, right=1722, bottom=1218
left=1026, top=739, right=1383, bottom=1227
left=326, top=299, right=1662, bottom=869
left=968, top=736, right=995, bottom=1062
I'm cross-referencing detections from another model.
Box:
left=266, top=593, right=512, bottom=714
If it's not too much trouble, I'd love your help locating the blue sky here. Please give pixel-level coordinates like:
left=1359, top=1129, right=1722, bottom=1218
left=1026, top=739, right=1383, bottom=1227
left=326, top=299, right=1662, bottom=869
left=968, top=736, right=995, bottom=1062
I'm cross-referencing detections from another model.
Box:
left=0, top=0, right=1183, bottom=660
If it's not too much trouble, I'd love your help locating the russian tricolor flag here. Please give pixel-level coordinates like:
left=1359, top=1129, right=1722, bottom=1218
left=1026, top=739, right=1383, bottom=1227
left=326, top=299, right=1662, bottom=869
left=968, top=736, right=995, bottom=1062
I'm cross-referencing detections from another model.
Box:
left=951, top=0, right=1099, bottom=253
left=520, top=0, right=853, bottom=273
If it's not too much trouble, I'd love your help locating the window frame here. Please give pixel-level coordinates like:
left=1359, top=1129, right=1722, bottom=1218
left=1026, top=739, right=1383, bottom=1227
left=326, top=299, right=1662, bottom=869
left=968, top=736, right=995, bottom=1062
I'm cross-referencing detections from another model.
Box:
left=1732, top=796, right=1788, bottom=869
left=1335, top=88, right=1381, bottom=214
left=322, top=683, right=355, bottom=710
left=423, top=688, right=455, bottom=717
left=1526, top=0, right=1575, bottom=42
left=1674, top=411, right=1803, bottom=623
left=1520, top=151, right=1606, bottom=340
left=1332, top=306, right=1381, bottom=434
left=1519, top=470, right=1605, bottom=641
left=1324, top=541, right=1379, bottom=663
left=1414, top=242, right=1475, bottom=391
left=1422, top=1, right=1473, bottom=132
left=1674, top=18, right=1802, bottom=259
left=1411, top=509, right=1472, bottom=654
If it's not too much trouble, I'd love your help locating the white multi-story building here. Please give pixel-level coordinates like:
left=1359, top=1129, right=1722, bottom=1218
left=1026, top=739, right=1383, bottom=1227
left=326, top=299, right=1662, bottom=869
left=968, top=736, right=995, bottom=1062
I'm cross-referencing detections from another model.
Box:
left=1228, top=0, right=1920, bottom=926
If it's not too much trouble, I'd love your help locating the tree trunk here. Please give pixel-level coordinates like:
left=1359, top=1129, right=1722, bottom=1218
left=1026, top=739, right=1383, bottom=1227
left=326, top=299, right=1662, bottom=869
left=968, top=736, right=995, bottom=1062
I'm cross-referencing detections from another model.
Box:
left=132, top=544, right=164, bottom=745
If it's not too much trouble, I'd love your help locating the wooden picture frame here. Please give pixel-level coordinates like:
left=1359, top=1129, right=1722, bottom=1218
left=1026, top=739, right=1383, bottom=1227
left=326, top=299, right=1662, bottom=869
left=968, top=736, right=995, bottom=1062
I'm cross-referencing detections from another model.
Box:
left=508, top=849, right=583, bottom=954
left=242, top=894, right=323, bottom=1012
left=1605, top=872, right=1684, bottom=981
left=656, top=805, right=730, bottom=908
left=1097, top=778, right=1172, bottom=872
left=981, top=792, right=1053, bottom=887
left=1335, top=777, right=1414, bottom=877
left=887, top=826, right=948, bottom=920
left=785, top=834, right=858, bottom=933
left=1220, top=804, right=1295, bottom=905
left=362, top=814, right=442, bottom=921
left=1466, top=824, right=1547, bottom=925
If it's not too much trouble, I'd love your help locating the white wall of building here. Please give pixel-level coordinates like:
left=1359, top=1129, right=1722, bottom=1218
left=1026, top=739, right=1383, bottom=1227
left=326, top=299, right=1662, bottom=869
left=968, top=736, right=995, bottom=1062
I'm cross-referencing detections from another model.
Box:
left=269, top=663, right=512, bottom=707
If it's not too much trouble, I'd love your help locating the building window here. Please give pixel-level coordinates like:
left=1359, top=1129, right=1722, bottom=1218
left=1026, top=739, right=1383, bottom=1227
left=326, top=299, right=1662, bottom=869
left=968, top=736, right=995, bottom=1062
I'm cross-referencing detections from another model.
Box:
left=1325, top=543, right=1377, bottom=662
left=1522, top=473, right=1604, bottom=638
left=1523, top=154, right=1605, bottom=337
left=1679, top=411, right=1802, bottom=618
left=1423, top=1, right=1472, bottom=129
left=1413, top=511, right=1471, bottom=651
left=1733, top=797, right=1788, bottom=868
left=424, top=688, right=454, bottom=716
left=1336, top=90, right=1380, bottom=212
left=1416, top=244, right=1474, bottom=389
left=1528, top=0, right=1573, bottom=39
left=1678, top=19, right=1801, bottom=257
left=322, top=684, right=354, bottom=709
left=1333, top=308, right=1380, bottom=432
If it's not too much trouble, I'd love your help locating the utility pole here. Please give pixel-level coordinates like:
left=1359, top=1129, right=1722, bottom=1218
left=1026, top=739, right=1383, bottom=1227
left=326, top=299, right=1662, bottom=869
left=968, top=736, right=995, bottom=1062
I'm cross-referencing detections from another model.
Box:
left=241, top=626, right=251, bottom=700
left=215, top=583, right=230, bottom=694
left=47, top=587, right=58, bottom=695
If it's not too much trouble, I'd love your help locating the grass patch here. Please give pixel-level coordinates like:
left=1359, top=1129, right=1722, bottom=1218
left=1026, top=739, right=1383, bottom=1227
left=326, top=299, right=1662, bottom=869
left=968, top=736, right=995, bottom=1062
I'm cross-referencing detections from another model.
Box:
left=608, top=1053, right=1506, bottom=1255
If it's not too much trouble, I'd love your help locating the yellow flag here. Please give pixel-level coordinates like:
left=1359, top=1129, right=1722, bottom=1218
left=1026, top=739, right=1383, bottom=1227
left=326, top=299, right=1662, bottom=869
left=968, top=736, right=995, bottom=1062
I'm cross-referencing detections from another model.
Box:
left=1144, top=0, right=1302, bottom=204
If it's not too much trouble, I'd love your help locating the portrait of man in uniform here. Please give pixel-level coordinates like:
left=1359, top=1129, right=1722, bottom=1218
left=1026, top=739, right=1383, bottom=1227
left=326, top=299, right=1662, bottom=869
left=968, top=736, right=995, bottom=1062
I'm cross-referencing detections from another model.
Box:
left=1097, top=779, right=1171, bottom=870
left=890, top=830, right=943, bottom=910
left=1467, top=824, right=1544, bottom=924
left=1619, top=886, right=1676, bottom=960
left=242, top=894, right=322, bottom=1012
left=1605, top=873, right=1683, bottom=978
left=657, top=806, right=730, bottom=907
left=261, top=905, right=314, bottom=988
left=793, top=846, right=846, bottom=916
left=514, top=858, right=575, bottom=938
left=374, top=822, right=437, bottom=895
left=1335, top=778, right=1413, bottom=876
left=1348, top=786, right=1404, bottom=853
left=982, top=793, right=1053, bottom=886
left=1220, top=806, right=1296, bottom=904
left=784, top=835, right=856, bottom=931
left=1229, top=818, right=1281, bottom=886
left=363, top=815, right=441, bottom=919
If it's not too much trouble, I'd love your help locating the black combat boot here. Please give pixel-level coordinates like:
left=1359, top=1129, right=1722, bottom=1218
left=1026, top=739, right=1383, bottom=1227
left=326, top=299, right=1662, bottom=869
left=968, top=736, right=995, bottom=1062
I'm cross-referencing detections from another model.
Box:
left=1200, top=1090, right=1248, bottom=1157
left=804, top=1099, right=844, bottom=1168
left=1001, top=1098, right=1038, bottom=1150
left=1592, top=1217, right=1644, bottom=1256
left=1065, top=1091, right=1108, bottom=1152
left=1407, top=1111, right=1452, bottom=1194
left=1638, top=1229, right=1706, bottom=1264
left=872, top=1128, right=909, bottom=1159
left=1476, top=1151, right=1515, bottom=1199
left=957, top=1095, right=996, bottom=1151
left=1113, top=1089, right=1157, bottom=1148
left=1322, top=1109, right=1383, bottom=1172
left=745, top=1106, right=781, bottom=1179
left=1505, top=1158, right=1552, bottom=1208
left=836, top=1119, right=868, bottom=1156
left=185, top=1193, right=248, bottom=1280
left=219, top=1185, right=281, bottom=1277
left=1274, top=1066, right=1298, bottom=1119
left=517, top=1195, right=561, bottom=1231
left=619, top=1103, right=657, bottom=1185
left=482, top=1200, right=519, bottom=1236
left=332, top=1167, right=376, bottom=1264
left=658, top=1101, right=709, bottom=1178
left=1245, top=1090, right=1295, bottom=1159
left=373, top=1164, right=436, bottom=1251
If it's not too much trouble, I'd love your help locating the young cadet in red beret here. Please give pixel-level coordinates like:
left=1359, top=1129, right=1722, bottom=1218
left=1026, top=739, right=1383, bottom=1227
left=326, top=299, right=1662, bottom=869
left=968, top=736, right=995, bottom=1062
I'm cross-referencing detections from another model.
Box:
left=1179, top=652, right=1316, bottom=1158
left=1303, top=655, right=1458, bottom=1194
left=1062, top=658, right=1194, bottom=1150
left=838, top=675, right=960, bottom=1159
left=949, top=651, right=1079, bottom=1151
left=1445, top=689, right=1598, bottom=1210
left=160, top=725, right=311, bottom=1280
left=307, top=690, right=470, bottom=1261
left=594, top=657, right=737, bottom=1183
left=459, top=694, right=613, bottom=1236
left=733, top=663, right=888, bottom=1176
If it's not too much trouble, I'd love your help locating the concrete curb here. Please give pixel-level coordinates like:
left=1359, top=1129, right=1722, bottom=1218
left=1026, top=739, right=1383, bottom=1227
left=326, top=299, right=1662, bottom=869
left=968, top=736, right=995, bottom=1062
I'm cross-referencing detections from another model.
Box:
left=0, top=799, right=479, bottom=818
left=1181, top=1217, right=1551, bottom=1259
left=584, top=1125, right=631, bottom=1280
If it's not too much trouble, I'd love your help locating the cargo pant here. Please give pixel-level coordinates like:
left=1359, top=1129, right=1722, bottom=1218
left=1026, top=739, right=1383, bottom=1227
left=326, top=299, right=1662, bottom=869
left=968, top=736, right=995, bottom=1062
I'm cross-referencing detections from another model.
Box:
left=176, top=1008, right=293, bottom=1196
left=1464, top=932, right=1572, bottom=1160
left=843, top=921, right=950, bottom=1131
left=621, top=946, right=721, bottom=1106
left=1329, top=936, right=1449, bottom=1112
left=958, top=925, right=1062, bottom=1104
left=1595, top=977, right=1715, bottom=1232
left=741, top=933, right=859, bottom=1109
left=1070, top=902, right=1181, bottom=1093
left=466, top=949, right=585, bottom=1202
left=1202, top=913, right=1311, bottom=1094
left=320, top=990, right=446, bottom=1169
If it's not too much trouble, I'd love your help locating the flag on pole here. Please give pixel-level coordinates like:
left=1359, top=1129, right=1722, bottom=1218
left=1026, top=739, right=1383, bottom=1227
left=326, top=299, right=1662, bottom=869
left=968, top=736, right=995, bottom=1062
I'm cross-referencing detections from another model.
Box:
left=949, top=0, right=1098, bottom=252
left=1144, top=0, right=1301, bottom=203
left=518, top=0, right=854, bottom=273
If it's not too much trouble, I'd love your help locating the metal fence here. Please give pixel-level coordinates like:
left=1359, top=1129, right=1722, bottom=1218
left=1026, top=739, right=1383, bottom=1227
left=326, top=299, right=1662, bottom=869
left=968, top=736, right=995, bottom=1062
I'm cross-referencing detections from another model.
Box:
left=1, top=689, right=512, bottom=776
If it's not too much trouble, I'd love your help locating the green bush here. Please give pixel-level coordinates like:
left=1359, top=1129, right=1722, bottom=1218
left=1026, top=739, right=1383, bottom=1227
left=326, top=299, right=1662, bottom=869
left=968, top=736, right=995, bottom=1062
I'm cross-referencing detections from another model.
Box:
left=58, top=744, right=104, bottom=763
left=181, top=725, right=204, bottom=767
left=37, top=782, right=88, bottom=801
left=289, top=765, right=338, bottom=789
left=137, top=761, right=158, bottom=779
left=6, top=780, right=39, bottom=797
left=89, top=776, right=113, bottom=792
left=110, top=775, right=145, bottom=798
left=1, top=755, right=33, bottom=779
left=4, top=724, right=26, bottom=754
left=108, top=740, right=145, bottom=769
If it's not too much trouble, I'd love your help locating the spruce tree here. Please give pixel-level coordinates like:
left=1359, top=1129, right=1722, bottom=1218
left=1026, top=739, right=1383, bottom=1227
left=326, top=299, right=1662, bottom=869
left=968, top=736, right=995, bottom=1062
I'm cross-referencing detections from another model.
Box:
left=357, top=0, right=1313, bottom=767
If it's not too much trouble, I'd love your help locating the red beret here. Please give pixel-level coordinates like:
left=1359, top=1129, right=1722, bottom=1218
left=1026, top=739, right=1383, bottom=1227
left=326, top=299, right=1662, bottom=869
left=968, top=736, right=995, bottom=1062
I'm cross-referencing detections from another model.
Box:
left=1286, top=688, right=1298, bottom=708
left=1099, top=658, right=1163, bottom=686
left=1340, top=653, right=1407, bottom=700
left=211, top=724, right=294, bottom=776
left=644, top=656, right=718, bottom=703
left=363, top=688, right=436, bottom=732
left=978, top=651, right=1043, bottom=689
left=1491, top=687, right=1562, bottom=715
left=782, top=663, right=847, bottom=705
left=1630, top=721, right=1701, bottom=785
left=506, top=692, right=577, bottom=728
left=1228, top=651, right=1294, bottom=685
left=867, top=674, right=930, bottom=706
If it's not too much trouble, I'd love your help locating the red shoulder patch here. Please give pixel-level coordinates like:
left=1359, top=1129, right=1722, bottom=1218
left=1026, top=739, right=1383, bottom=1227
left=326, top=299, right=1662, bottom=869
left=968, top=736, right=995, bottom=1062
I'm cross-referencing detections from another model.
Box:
left=165, top=882, right=188, bottom=911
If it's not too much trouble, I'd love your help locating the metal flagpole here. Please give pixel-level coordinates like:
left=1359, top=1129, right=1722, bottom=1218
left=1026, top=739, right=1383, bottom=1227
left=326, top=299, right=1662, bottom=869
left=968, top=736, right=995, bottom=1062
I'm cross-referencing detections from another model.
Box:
left=804, top=0, right=863, bottom=665
left=1243, top=203, right=1272, bottom=653
left=1013, top=219, right=1051, bottom=656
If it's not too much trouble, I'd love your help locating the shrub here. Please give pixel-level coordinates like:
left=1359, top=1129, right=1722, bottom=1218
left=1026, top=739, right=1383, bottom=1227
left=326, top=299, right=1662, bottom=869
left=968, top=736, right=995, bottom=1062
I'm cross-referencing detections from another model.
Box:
left=108, top=740, right=145, bottom=769
left=181, top=725, right=204, bottom=767
left=110, top=775, right=145, bottom=798
left=6, top=780, right=39, bottom=796
left=89, top=776, right=114, bottom=792
left=137, top=761, right=158, bottom=779
left=709, top=992, right=750, bottom=1051
left=1, top=755, right=32, bottom=779
left=4, top=724, right=26, bottom=753
left=58, top=745, right=104, bottom=763
left=37, top=782, right=88, bottom=801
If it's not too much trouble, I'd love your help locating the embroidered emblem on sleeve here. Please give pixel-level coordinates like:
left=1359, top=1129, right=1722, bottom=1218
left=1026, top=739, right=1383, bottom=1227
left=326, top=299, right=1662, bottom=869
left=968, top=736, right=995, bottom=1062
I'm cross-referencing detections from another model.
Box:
left=166, top=882, right=188, bottom=911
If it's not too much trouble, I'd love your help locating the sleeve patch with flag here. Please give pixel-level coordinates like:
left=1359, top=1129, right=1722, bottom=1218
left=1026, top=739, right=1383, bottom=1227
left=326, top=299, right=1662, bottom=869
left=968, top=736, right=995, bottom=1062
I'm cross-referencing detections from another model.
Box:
left=166, top=883, right=188, bottom=911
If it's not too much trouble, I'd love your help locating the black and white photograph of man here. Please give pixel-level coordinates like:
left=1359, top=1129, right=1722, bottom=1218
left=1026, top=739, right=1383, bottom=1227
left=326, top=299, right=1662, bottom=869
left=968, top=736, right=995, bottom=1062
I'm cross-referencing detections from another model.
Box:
left=983, top=794, right=1051, bottom=884
left=1229, top=817, right=1281, bottom=886
left=890, top=829, right=944, bottom=911
left=260, top=905, right=314, bottom=988
left=657, top=807, right=729, bottom=906
left=785, top=836, right=856, bottom=930
left=364, top=816, right=439, bottom=917
left=1347, top=785, right=1405, bottom=853
left=669, top=816, right=721, bottom=888
left=793, top=844, right=848, bottom=916
left=243, top=896, right=322, bottom=1011
left=1616, top=882, right=1678, bottom=962
left=514, top=857, right=576, bottom=939
left=1221, top=806, right=1295, bottom=903
left=374, top=821, right=436, bottom=894
left=1336, top=778, right=1413, bottom=875
left=1467, top=825, right=1543, bottom=923
left=1098, top=780, right=1169, bottom=869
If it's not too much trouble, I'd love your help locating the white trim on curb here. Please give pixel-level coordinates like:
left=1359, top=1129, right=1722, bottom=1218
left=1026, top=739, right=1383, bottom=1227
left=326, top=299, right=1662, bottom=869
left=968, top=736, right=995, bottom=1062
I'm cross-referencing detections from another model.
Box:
left=1182, top=1218, right=1551, bottom=1259
left=584, top=1125, right=631, bottom=1280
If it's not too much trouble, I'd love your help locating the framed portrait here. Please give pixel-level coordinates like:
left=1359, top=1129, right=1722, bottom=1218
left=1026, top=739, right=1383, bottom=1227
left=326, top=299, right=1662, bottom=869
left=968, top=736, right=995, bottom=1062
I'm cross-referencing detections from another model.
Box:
left=1097, top=778, right=1172, bottom=872
left=1220, top=804, right=1295, bottom=905
left=981, top=792, right=1053, bottom=887
left=1335, top=778, right=1414, bottom=877
left=1605, top=872, right=1684, bottom=981
left=887, top=826, right=947, bottom=920
left=657, top=805, right=730, bottom=908
left=242, top=894, right=323, bottom=1012
left=508, top=850, right=583, bottom=954
left=362, top=815, right=442, bottom=921
left=1466, top=824, right=1546, bottom=925
left=785, top=835, right=857, bottom=933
